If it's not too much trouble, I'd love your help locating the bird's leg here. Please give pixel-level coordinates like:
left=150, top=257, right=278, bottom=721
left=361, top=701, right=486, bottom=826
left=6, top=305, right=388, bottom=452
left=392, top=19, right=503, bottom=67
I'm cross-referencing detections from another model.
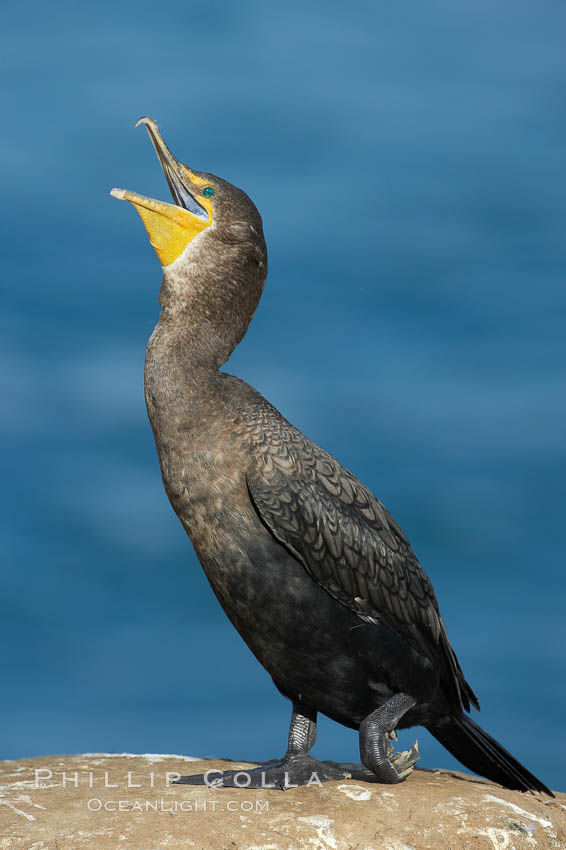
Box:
left=286, top=700, right=317, bottom=754
left=175, top=700, right=347, bottom=789
left=359, top=692, right=420, bottom=784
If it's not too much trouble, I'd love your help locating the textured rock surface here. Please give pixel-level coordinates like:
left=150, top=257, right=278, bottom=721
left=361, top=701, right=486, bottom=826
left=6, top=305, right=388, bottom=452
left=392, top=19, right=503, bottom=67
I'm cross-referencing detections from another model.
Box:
left=0, top=754, right=564, bottom=849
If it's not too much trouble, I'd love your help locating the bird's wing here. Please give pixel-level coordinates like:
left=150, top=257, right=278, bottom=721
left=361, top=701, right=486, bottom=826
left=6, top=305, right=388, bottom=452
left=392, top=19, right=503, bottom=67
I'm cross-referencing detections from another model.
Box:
left=247, top=428, right=478, bottom=712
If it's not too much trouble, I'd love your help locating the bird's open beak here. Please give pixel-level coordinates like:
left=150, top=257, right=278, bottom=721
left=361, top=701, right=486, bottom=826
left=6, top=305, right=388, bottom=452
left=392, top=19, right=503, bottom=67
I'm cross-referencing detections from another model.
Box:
left=111, top=117, right=212, bottom=268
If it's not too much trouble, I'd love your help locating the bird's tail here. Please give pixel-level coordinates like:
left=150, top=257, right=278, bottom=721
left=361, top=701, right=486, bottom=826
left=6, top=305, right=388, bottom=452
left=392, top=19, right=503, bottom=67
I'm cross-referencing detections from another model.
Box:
left=427, top=715, right=553, bottom=796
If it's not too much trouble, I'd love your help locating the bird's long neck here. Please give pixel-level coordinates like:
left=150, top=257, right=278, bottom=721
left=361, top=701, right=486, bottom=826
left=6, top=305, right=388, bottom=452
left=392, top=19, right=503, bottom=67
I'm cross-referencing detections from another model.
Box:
left=144, top=302, right=241, bottom=448
left=148, top=309, right=232, bottom=371
left=145, top=237, right=266, bottom=434
left=145, top=310, right=218, bottom=403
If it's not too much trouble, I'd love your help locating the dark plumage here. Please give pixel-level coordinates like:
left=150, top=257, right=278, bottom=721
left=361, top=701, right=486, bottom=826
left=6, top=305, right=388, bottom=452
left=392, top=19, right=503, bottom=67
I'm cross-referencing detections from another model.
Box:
left=112, top=118, right=552, bottom=796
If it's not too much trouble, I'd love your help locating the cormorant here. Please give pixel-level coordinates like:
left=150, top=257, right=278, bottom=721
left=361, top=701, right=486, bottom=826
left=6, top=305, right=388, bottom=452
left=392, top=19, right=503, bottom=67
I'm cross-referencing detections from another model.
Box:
left=111, top=118, right=551, bottom=795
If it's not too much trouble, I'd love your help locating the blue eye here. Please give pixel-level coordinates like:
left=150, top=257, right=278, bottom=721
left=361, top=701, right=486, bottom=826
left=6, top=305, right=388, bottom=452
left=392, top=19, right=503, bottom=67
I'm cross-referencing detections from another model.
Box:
left=203, top=187, right=215, bottom=198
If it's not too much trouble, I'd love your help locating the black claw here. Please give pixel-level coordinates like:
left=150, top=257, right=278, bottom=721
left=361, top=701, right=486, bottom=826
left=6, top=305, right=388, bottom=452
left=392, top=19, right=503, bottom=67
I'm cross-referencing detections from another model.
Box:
left=359, top=692, right=420, bottom=784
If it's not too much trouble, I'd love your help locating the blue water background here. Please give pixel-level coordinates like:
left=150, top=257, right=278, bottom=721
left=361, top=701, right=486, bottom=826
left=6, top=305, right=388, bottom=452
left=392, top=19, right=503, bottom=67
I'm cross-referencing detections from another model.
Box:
left=2, top=0, right=565, bottom=790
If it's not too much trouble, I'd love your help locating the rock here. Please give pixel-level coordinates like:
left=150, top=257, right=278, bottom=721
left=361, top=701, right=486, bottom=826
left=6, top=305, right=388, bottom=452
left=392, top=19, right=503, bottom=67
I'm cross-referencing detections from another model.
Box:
left=0, top=754, right=564, bottom=849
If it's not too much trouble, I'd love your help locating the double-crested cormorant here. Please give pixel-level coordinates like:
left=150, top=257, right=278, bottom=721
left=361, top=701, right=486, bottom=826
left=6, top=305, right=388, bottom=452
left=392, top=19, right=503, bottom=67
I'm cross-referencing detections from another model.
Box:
left=111, top=118, right=551, bottom=795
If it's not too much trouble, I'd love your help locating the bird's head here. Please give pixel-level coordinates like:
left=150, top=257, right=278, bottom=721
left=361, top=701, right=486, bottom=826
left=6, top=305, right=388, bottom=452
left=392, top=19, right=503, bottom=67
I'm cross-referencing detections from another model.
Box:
left=111, top=117, right=267, bottom=361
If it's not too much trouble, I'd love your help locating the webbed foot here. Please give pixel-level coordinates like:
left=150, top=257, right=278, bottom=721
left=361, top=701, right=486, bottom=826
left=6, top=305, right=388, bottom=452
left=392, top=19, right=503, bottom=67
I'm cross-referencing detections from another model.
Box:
left=175, top=754, right=347, bottom=789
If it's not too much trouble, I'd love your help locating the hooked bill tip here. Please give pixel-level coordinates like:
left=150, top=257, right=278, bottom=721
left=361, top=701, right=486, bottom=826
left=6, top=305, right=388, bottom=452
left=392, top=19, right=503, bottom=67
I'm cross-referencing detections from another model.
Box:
left=110, top=187, right=126, bottom=200
left=135, top=115, right=157, bottom=130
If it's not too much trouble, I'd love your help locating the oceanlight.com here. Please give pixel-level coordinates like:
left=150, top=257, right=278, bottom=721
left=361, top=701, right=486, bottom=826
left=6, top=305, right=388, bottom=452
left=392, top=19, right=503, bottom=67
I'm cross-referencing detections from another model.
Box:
left=86, top=798, right=269, bottom=813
